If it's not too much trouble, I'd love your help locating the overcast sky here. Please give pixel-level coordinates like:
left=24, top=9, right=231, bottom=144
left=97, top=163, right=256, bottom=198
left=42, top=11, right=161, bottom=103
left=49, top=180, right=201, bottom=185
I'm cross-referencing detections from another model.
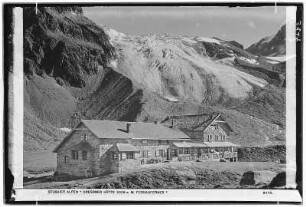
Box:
left=83, top=6, right=286, bottom=47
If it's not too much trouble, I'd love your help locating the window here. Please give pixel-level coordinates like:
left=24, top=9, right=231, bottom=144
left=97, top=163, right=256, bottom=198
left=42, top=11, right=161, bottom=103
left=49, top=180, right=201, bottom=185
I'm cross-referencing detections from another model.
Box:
left=83, top=134, right=88, bottom=141
left=64, top=155, right=68, bottom=163
left=173, top=149, right=178, bottom=156
left=202, top=148, right=208, bottom=153
left=184, top=148, right=190, bottom=154
left=208, top=135, right=213, bottom=142
left=159, top=149, right=164, bottom=157
left=82, top=151, right=88, bottom=160
left=215, top=135, right=218, bottom=141
left=142, top=140, right=147, bottom=144
left=127, top=152, right=134, bottom=159
left=142, top=150, right=148, bottom=158
left=155, top=150, right=159, bottom=157
left=197, top=148, right=202, bottom=157
left=112, top=152, right=118, bottom=160
left=179, top=148, right=183, bottom=154
left=71, top=150, right=78, bottom=160
left=120, top=153, right=127, bottom=160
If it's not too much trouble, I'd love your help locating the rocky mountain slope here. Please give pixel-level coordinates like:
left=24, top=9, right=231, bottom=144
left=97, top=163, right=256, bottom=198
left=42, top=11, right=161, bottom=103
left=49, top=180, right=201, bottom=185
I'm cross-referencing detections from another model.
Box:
left=24, top=7, right=116, bottom=150
left=246, top=25, right=286, bottom=57
left=23, top=7, right=285, bottom=151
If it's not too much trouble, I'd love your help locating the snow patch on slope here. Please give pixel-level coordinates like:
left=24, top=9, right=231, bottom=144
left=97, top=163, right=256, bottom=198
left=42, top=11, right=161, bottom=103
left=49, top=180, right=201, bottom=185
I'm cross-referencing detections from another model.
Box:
left=109, top=60, right=118, bottom=68
left=262, top=36, right=274, bottom=44
left=164, top=96, right=179, bottom=102
left=181, top=37, right=197, bottom=44
left=265, top=55, right=295, bottom=64
left=60, top=127, right=71, bottom=133
left=238, top=56, right=259, bottom=65
left=266, top=55, right=295, bottom=62
left=195, top=37, right=221, bottom=45
left=102, top=25, right=126, bottom=43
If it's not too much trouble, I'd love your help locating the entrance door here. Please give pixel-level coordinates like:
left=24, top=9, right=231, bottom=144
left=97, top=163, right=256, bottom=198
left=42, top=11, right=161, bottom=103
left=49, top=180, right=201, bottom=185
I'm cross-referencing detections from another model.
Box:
left=167, top=148, right=171, bottom=160
left=197, top=148, right=201, bottom=158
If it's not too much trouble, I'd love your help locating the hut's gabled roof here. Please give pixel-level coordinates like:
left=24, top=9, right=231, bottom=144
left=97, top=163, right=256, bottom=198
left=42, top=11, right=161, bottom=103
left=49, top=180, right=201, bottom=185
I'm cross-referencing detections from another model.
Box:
left=81, top=120, right=190, bottom=140
left=161, top=113, right=233, bottom=135
left=53, top=120, right=190, bottom=152
left=161, top=113, right=217, bottom=130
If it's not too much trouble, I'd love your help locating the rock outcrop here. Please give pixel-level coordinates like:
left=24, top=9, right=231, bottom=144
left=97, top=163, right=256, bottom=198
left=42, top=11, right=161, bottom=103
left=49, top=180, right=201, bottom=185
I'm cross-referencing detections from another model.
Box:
left=269, top=171, right=286, bottom=188
left=240, top=170, right=278, bottom=186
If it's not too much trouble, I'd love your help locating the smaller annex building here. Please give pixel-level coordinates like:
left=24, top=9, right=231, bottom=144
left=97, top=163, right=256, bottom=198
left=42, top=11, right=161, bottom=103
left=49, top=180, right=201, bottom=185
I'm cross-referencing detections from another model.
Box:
left=161, top=113, right=239, bottom=162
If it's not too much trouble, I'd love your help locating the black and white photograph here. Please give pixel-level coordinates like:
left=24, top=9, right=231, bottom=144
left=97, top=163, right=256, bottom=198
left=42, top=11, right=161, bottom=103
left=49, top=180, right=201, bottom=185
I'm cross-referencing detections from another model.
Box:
left=4, top=2, right=303, bottom=203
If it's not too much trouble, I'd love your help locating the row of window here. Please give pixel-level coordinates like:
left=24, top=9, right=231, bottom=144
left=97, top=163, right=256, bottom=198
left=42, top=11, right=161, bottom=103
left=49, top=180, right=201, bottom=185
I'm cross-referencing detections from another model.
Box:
left=110, top=150, right=167, bottom=160
left=207, top=135, right=226, bottom=141
left=177, top=147, right=236, bottom=155
left=141, top=149, right=165, bottom=158
left=65, top=147, right=236, bottom=163
left=113, top=148, right=232, bottom=158
left=111, top=152, right=134, bottom=160
left=178, top=148, right=191, bottom=154
left=70, top=150, right=88, bottom=161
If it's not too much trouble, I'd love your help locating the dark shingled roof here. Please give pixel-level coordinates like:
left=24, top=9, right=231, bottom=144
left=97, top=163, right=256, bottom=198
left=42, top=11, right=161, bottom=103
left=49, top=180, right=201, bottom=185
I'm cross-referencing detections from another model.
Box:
left=54, top=120, right=190, bottom=152
left=180, top=129, right=204, bottom=142
left=161, top=113, right=217, bottom=131
left=161, top=113, right=233, bottom=135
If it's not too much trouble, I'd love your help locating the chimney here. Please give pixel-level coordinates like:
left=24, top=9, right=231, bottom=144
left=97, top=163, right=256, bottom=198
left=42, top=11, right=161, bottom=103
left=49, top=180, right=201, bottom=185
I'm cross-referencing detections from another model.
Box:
left=126, top=123, right=131, bottom=133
